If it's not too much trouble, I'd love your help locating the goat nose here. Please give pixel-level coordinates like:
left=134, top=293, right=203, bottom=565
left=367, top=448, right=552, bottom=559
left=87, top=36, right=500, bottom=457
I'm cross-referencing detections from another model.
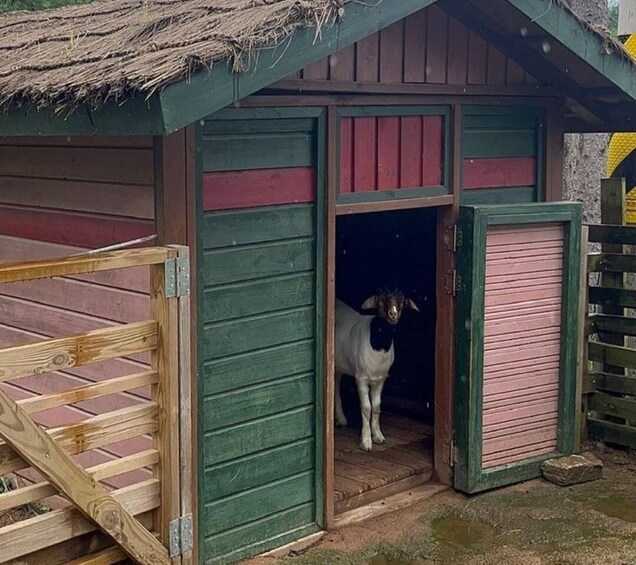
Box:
left=389, top=307, right=398, bottom=319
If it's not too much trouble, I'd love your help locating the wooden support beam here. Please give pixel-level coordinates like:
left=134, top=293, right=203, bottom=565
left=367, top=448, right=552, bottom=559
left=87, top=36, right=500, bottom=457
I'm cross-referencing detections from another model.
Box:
left=0, top=388, right=170, bottom=565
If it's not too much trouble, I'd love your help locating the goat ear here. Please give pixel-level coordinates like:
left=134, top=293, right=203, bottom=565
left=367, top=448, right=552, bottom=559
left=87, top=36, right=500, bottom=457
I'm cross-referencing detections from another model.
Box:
left=361, top=295, right=379, bottom=310
left=406, top=298, right=421, bottom=313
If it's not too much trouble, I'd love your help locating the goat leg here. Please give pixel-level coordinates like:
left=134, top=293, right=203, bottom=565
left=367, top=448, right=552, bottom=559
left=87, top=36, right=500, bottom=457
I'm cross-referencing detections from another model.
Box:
left=370, top=379, right=386, bottom=444
left=355, top=376, right=373, bottom=451
left=334, top=373, right=348, bottom=427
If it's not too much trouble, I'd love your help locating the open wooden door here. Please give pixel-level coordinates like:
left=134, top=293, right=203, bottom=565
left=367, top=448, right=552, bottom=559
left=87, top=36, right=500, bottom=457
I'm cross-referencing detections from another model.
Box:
left=454, top=202, right=582, bottom=493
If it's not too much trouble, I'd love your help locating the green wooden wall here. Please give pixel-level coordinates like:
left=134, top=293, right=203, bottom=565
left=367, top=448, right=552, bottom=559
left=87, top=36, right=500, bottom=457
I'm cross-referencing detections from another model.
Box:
left=198, top=109, right=324, bottom=564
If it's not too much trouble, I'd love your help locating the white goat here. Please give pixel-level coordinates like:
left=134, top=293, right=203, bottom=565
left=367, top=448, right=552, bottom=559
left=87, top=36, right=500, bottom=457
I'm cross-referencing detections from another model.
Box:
left=334, top=289, right=420, bottom=451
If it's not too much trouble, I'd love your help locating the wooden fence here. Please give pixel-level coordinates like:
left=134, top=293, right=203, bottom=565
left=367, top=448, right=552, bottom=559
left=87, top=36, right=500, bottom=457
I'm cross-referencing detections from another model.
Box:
left=583, top=178, right=636, bottom=450
left=0, top=246, right=192, bottom=565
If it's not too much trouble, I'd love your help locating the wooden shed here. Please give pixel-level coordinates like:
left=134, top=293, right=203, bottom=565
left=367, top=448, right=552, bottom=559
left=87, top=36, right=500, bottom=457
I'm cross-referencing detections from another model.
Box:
left=1, top=0, right=636, bottom=564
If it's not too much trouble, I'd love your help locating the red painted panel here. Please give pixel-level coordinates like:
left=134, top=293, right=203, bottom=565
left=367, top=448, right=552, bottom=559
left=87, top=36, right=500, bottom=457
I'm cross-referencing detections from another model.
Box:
left=356, top=33, right=380, bottom=82
left=487, top=47, right=507, bottom=86
left=403, top=9, right=427, bottom=83
left=377, top=117, right=400, bottom=190
left=506, top=59, right=526, bottom=86
left=422, top=116, right=444, bottom=186
left=399, top=116, right=423, bottom=188
left=463, top=157, right=537, bottom=190
left=425, top=5, right=448, bottom=84
left=353, top=117, right=377, bottom=192
left=339, top=118, right=353, bottom=194
left=379, top=21, right=404, bottom=84
left=303, top=57, right=329, bottom=80
left=447, top=18, right=469, bottom=85
left=330, top=45, right=355, bottom=82
left=0, top=205, right=153, bottom=248
left=467, top=32, right=488, bottom=85
left=203, top=167, right=316, bottom=211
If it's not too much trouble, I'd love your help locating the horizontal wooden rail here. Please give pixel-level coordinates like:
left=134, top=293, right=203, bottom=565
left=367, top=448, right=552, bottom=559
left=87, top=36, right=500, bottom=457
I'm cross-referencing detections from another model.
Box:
left=0, top=403, right=158, bottom=475
left=0, top=449, right=159, bottom=512
left=66, top=546, right=129, bottom=565
left=587, top=372, right=636, bottom=396
left=588, top=286, right=636, bottom=309
left=587, top=223, right=636, bottom=246
left=587, top=314, right=636, bottom=337
left=0, top=479, right=160, bottom=563
left=588, top=417, right=636, bottom=447
left=588, top=252, right=636, bottom=273
left=0, top=247, right=175, bottom=285
left=589, top=391, right=636, bottom=421
left=17, top=370, right=158, bottom=415
left=0, top=320, right=157, bottom=382
left=588, top=341, right=636, bottom=370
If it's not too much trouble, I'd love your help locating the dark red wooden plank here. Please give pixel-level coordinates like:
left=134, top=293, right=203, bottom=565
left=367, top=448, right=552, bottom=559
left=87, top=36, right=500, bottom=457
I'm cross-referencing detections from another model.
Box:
left=356, top=33, right=380, bottom=82
left=467, top=32, right=488, bottom=85
left=303, top=57, right=330, bottom=80
left=403, top=9, right=427, bottom=83
left=506, top=58, right=526, bottom=86
left=425, top=5, right=448, bottom=84
left=447, top=17, right=468, bottom=85
left=377, top=117, right=400, bottom=191
left=330, top=45, right=355, bottom=82
left=399, top=116, right=423, bottom=188
left=203, top=167, right=316, bottom=210
left=525, top=73, right=539, bottom=85
left=339, top=118, right=353, bottom=194
left=379, top=21, right=405, bottom=84
left=487, top=46, right=507, bottom=86
left=463, top=157, right=537, bottom=190
left=422, top=116, right=444, bottom=186
left=0, top=205, right=153, bottom=248
left=353, top=117, right=377, bottom=192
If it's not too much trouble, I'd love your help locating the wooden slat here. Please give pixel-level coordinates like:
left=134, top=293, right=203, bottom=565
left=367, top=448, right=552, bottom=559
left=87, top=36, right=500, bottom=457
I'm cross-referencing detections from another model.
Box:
left=0, top=450, right=159, bottom=512
left=0, top=247, right=171, bottom=284
left=587, top=252, right=636, bottom=273
left=0, top=479, right=160, bottom=563
left=588, top=341, right=636, bottom=370
left=0, top=403, right=158, bottom=475
left=589, top=372, right=636, bottom=396
left=587, top=224, right=636, bottom=246
left=0, top=388, right=169, bottom=564
left=588, top=314, right=636, bottom=337
left=17, top=371, right=157, bottom=414
left=589, top=286, right=636, bottom=309
left=0, top=321, right=158, bottom=382
left=65, top=546, right=128, bottom=565
left=425, top=4, right=448, bottom=84
left=589, top=391, right=636, bottom=421
left=588, top=417, right=636, bottom=449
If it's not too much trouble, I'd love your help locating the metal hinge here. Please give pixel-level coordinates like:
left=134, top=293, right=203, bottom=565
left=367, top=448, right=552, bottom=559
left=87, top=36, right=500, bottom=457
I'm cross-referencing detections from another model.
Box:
left=444, top=269, right=461, bottom=296
left=169, top=514, right=193, bottom=557
left=449, top=438, right=458, bottom=468
left=165, top=256, right=190, bottom=298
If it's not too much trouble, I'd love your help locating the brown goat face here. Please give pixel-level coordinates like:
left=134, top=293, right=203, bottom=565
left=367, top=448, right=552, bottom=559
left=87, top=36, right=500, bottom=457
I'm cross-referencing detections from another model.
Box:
left=361, top=289, right=420, bottom=325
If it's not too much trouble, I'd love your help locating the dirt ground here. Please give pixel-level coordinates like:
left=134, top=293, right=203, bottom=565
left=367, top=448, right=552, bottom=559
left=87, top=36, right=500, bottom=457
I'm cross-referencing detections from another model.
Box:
left=246, top=444, right=636, bottom=565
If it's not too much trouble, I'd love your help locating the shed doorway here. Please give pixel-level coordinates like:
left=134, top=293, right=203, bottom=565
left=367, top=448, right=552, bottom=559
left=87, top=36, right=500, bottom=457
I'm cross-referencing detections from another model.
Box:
left=333, top=207, right=437, bottom=515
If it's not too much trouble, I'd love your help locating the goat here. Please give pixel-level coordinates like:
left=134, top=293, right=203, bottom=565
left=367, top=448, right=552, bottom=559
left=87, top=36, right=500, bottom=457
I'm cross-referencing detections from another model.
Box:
left=334, top=288, right=420, bottom=451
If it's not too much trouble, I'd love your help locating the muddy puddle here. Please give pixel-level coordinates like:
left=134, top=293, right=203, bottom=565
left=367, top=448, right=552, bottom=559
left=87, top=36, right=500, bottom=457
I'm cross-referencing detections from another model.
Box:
left=432, top=517, right=496, bottom=551
left=591, top=495, right=636, bottom=523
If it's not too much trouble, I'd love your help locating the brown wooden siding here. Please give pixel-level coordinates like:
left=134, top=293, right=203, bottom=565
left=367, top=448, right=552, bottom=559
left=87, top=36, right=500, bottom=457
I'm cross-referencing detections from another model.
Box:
left=282, top=5, right=537, bottom=89
left=0, top=136, right=155, bottom=488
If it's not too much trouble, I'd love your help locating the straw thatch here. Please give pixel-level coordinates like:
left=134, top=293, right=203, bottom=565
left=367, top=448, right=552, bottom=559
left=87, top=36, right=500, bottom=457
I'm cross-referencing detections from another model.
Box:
left=0, top=0, right=345, bottom=111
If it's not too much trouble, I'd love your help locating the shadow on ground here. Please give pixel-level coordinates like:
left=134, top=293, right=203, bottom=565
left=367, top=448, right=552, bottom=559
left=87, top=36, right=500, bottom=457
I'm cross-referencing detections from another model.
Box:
left=245, top=446, right=636, bottom=565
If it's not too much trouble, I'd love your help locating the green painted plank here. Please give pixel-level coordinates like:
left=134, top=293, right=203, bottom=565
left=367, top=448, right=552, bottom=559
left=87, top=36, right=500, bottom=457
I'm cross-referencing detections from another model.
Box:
left=589, top=341, right=636, bottom=370
left=589, top=391, right=636, bottom=421
left=159, top=0, right=439, bottom=133
left=336, top=186, right=448, bottom=205
left=202, top=205, right=314, bottom=250
left=204, top=374, right=314, bottom=431
left=203, top=118, right=316, bottom=136
left=204, top=472, right=314, bottom=534
left=461, top=187, right=537, bottom=205
left=588, top=417, right=636, bottom=449
left=204, top=440, right=314, bottom=500
left=203, top=273, right=315, bottom=322
left=203, top=340, right=314, bottom=395
left=209, top=107, right=324, bottom=121
left=202, top=506, right=316, bottom=564
left=464, top=114, right=539, bottom=130
left=204, top=307, right=314, bottom=359
left=203, top=239, right=315, bottom=286
left=589, top=286, right=636, bottom=309
left=202, top=132, right=315, bottom=172
left=587, top=224, right=636, bottom=246
left=462, top=130, right=536, bottom=158
left=203, top=406, right=314, bottom=466
left=463, top=105, right=541, bottom=117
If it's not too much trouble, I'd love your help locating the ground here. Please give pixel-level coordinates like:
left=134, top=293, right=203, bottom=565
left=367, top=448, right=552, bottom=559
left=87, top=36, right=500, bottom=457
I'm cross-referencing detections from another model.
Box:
left=246, top=445, right=636, bottom=565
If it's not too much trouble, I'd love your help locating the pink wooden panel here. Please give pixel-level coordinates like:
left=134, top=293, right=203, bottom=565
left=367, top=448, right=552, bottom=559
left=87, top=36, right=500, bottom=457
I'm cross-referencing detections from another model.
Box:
left=482, top=223, right=564, bottom=469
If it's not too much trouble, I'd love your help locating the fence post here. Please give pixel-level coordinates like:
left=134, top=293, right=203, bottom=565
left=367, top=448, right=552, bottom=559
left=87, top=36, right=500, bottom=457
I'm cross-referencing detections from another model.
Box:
left=576, top=225, right=589, bottom=451
left=150, top=251, right=182, bottom=561
left=600, top=178, right=627, bottom=375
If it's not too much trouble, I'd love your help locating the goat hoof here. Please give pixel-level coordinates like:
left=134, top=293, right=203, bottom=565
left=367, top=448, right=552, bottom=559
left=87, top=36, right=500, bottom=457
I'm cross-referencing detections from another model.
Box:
left=372, top=434, right=386, bottom=445
left=359, top=439, right=373, bottom=452
left=335, top=418, right=348, bottom=428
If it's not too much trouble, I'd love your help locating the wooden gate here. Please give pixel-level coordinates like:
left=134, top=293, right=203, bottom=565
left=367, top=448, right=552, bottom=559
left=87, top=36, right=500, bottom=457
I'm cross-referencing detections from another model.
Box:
left=0, top=246, right=192, bottom=564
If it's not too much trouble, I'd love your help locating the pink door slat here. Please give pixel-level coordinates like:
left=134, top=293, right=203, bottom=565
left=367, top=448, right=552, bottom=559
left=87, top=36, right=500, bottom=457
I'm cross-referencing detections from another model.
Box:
left=482, top=223, right=564, bottom=469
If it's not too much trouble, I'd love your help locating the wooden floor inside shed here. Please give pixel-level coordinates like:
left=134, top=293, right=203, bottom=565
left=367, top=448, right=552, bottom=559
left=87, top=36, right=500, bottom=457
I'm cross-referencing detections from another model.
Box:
left=334, top=414, right=434, bottom=514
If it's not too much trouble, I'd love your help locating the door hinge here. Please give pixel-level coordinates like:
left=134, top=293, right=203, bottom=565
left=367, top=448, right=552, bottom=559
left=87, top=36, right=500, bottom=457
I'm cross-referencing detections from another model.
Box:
left=169, top=514, right=193, bottom=557
left=444, top=224, right=460, bottom=252
left=444, top=269, right=461, bottom=296
left=449, top=438, right=458, bottom=468
left=165, top=256, right=190, bottom=298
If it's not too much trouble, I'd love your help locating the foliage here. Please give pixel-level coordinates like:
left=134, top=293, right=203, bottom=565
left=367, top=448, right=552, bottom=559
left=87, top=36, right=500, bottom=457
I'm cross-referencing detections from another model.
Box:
left=0, top=0, right=95, bottom=12
left=608, top=3, right=619, bottom=36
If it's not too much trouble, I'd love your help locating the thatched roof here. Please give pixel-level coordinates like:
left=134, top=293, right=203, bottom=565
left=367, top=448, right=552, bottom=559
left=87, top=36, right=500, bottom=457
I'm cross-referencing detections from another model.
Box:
left=0, top=0, right=345, bottom=111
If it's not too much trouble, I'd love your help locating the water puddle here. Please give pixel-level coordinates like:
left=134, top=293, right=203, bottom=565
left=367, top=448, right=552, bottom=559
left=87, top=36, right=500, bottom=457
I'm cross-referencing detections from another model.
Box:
left=432, top=517, right=496, bottom=551
left=591, top=495, right=636, bottom=523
